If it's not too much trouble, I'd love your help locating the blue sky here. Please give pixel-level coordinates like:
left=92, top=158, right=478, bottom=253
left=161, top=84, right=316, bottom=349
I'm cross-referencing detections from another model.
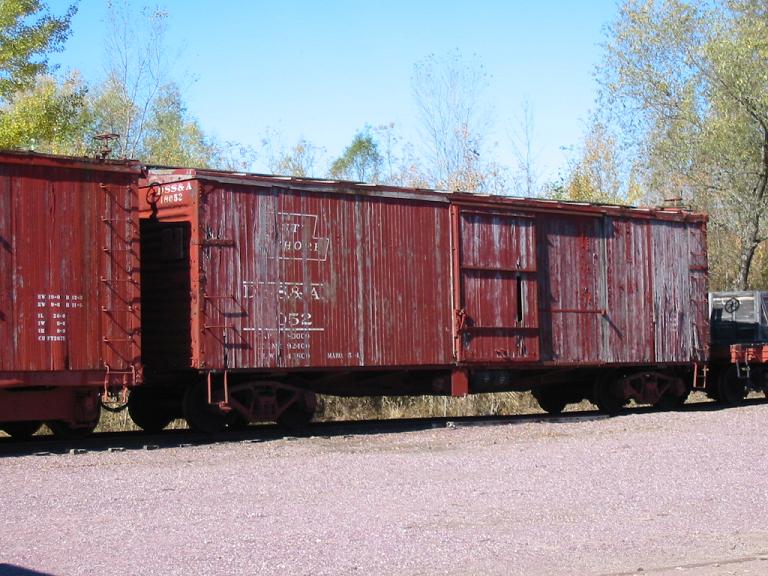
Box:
left=52, top=0, right=618, bottom=183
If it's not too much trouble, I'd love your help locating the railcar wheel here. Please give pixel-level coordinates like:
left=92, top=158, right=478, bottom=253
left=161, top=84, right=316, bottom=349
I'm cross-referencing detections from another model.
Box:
left=46, top=420, right=98, bottom=439
left=653, top=389, right=690, bottom=411
left=128, top=388, right=175, bottom=433
left=717, top=366, right=747, bottom=406
left=227, top=412, right=251, bottom=430
left=277, top=403, right=314, bottom=429
left=182, top=381, right=228, bottom=434
left=532, top=387, right=568, bottom=415
left=593, top=375, right=625, bottom=415
left=1, top=421, right=43, bottom=440
left=276, top=389, right=316, bottom=430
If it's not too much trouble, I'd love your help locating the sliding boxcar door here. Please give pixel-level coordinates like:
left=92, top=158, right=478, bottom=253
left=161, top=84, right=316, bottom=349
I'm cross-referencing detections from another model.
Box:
left=454, top=207, right=539, bottom=363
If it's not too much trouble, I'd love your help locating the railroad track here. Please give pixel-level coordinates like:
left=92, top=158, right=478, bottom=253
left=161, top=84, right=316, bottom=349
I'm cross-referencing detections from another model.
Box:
left=1, top=398, right=766, bottom=458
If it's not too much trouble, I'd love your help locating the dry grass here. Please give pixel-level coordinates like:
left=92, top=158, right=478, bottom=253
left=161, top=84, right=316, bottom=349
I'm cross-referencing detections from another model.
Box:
left=317, top=391, right=547, bottom=421
left=95, top=410, right=187, bottom=433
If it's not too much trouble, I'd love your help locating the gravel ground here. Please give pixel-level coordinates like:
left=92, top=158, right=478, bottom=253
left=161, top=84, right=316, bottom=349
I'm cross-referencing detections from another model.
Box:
left=1, top=403, right=768, bottom=576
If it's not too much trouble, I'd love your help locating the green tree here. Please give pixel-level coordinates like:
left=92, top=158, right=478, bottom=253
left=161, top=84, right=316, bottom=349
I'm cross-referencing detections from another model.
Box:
left=600, top=0, right=768, bottom=289
left=0, top=73, right=90, bottom=153
left=0, top=1, right=83, bottom=152
left=142, top=83, right=219, bottom=167
left=329, top=128, right=382, bottom=182
left=0, top=1, right=75, bottom=101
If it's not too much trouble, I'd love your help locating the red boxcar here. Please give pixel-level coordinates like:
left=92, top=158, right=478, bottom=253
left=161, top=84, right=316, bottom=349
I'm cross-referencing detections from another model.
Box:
left=135, top=168, right=708, bottom=431
left=0, top=152, right=142, bottom=438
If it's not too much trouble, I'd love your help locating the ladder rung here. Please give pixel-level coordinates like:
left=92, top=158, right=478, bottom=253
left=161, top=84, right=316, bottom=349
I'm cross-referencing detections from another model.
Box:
left=100, top=277, right=137, bottom=284
left=102, top=217, right=137, bottom=224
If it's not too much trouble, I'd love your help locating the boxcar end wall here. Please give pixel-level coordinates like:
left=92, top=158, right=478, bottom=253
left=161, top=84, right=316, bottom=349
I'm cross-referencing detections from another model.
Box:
left=0, top=153, right=142, bottom=429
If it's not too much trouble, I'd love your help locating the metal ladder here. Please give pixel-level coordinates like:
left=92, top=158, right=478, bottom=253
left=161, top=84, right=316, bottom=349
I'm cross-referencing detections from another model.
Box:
left=99, top=182, right=139, bottom=397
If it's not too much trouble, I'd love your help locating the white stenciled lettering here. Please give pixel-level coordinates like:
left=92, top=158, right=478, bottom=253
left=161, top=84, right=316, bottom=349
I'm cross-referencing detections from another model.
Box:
left=156, top=182, right=192, bottom=206
left=286, top=332, right=309, bottom=340
left=287, top=342, right=310, bottom=351
left=243, top=281, right=323, bottom=302
left=31, top=295, right=81, bottom=343
left=278, top=312, right=313, bottom=328
left=272, top=212, right=330, bottom=262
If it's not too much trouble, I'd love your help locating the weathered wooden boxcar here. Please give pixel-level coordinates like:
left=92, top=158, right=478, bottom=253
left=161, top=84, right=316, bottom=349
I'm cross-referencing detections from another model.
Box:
left=135, top=168, right=708, bottom=432
left=0, top=152, right=142, bottom=438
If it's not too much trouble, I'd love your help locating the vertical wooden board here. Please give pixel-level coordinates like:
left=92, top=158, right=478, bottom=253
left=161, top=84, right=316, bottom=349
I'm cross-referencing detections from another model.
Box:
left=245, top=187, right=281, bottom=368
left=603, top=217, right=654, bottom=363
left=689, top=271, right=709, bottom=360
left=688, top=222, right=708, bottom=270
left=538, top=215, right=602, bottom=363
left=0, top=173, right=12, bottom=371
left=14, top=172, right=57, bottom=370
left=652, top=221, right=692, bottom=361
left=688, top=222, right=709, bottom=361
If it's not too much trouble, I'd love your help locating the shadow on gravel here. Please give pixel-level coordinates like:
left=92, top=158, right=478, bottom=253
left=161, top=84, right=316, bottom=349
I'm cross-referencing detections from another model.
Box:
left=0, top=565, right=56, bottom=576
left=1, top=397, right=766, bottom=458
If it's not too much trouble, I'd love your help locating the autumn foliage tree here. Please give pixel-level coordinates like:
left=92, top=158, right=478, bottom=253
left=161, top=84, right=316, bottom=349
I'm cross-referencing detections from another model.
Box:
left=554, top=119, right=640, bottom=205
left=600, top=0, right=768, bottom=289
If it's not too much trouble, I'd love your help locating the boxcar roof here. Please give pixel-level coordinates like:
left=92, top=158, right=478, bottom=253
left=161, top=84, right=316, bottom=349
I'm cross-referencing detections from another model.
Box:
left=0, top=150, right=143, bottom=174
left=145, top=165, right=707, bottom=223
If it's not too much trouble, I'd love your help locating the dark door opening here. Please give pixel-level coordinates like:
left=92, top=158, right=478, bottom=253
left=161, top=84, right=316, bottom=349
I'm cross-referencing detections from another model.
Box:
left=140, top=220, right=192, bottom=370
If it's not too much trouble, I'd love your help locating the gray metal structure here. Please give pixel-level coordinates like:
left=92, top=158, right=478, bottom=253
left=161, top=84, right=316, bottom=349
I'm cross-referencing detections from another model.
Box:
left=709, top=291, right=768, bottom=345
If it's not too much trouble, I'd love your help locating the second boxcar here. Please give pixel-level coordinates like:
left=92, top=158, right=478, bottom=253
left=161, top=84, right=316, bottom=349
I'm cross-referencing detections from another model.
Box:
left=133, top=168, right=708, bottom=431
